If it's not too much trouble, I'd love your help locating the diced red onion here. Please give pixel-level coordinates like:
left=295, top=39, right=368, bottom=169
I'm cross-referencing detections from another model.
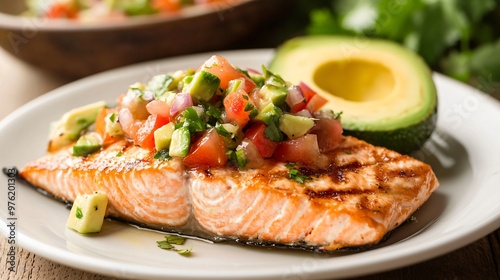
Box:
left=295, top=109, right=313, bottom=118
left=286, top=85, right=305, bottom=108
left=246, top=68, right=261, bottom=75
left=118, top=108, right=134, bottom=128
left=170, top=93, right=193, bottom=118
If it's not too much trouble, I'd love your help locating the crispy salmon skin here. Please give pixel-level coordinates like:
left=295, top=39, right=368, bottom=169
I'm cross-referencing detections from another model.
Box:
left=20, top=135, right=439, bottom=251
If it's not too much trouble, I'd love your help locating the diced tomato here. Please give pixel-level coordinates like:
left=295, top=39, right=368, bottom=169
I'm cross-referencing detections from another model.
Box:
left=224, top=89, right=255, bottom=128
left=310, top=117, right=343, bottom=152
left=46, top=3, right=78, bottom=19
left=244, top=123, right=277, bottom=158
left=298, top=82, right=328, bottom=113
left=306, top=94, right=328, bottom=113
left=200, top=55, right=256, bottom=92
left=238, top=139, right=264, bottom=169
left=273, top=134, right=321, bottom=165
left=183, top=129, right=228, bottom=167
left=134, top=114, right=170, bottom=149
left=146, top=100, right=170, bottom=118
left=152, top=0, right=181, bottom=13
left=289, top=100, right=307, bottom=114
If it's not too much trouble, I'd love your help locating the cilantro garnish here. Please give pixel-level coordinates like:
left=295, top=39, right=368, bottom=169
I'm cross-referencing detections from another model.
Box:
left=227, top=150, right=248, bottom=168
left=154, top=150, right=171, bottom=161
left=264, top=116, right=283, bottom=142
left=181, top=107, right=206, bottom=133
left=157, top=235, right=192, bottom=256
left=285, top=163, right=312, bottom=184
left=206, top=105, right=222, bottom=120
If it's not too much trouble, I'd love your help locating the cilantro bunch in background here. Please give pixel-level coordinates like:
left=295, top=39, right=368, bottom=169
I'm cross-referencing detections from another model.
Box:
left=303, top=0, right=500, bottom=95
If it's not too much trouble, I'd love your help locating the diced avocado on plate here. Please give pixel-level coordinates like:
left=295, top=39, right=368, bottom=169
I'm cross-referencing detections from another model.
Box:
left=269, top=36, right=438, bottom=154
left=48, top=101, right=106, bottom=152
left=67, top=192, right=108, bottom=234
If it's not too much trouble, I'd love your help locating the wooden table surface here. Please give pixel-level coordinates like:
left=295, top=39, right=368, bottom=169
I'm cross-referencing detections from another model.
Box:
left=1, top=45, right=499, bottom=280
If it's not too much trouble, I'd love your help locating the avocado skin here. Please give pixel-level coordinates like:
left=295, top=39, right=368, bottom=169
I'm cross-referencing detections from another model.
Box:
left=343, top=107, right=437, bottom=155
left=269, top=36, right=439, bottom=155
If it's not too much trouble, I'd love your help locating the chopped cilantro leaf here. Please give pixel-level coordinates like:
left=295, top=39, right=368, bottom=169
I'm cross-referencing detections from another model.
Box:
left=165, top=235, right=186, bottom=245
left=244, top=102, right=255, bottom=112
left=176, top=248, right=192, bottom=256
left=154, top=150, right=171, bottom=161
left=285, top=163, right=312, bottom=184
left=227, top=150, right=248, bottom=168
left=264, top=117, right=283, bottom=142
left=109, top=113, right=117, bottom=122
left=157, top=240, right=175, bottom=250
left=206, top=105, right=222, bottom=120
left=157, top=235, right=192, bottom=256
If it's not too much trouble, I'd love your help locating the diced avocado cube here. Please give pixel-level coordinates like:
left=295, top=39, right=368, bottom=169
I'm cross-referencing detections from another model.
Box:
left=73, top=132, right=103, bottom=157
left=279, top=114, right=315, bottom=139
left=255, top=103, right=283, bottom=125
left=185, top=70, right=221, bottom=102
left=104, top=113, right=124, bottom=138
left=259, top=84, right=287, bottom=106
left=66, top=192, right=108, bottom=234
left=169, top=127, right=191, bottom=157
left=48, top=101, right=106, bottom=151
left=154, top=123, right=175, bottom=151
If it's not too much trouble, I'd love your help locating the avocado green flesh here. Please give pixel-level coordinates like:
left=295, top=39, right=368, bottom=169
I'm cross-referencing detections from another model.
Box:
left=269, top=35, right=438, bottom=154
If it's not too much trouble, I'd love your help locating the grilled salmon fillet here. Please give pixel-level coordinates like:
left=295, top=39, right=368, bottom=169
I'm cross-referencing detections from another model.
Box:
left=20, top=135, right=438, bottom=251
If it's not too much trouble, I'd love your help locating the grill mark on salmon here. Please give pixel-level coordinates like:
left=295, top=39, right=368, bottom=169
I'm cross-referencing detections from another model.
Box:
left=19, top=136, right=439, bottom=252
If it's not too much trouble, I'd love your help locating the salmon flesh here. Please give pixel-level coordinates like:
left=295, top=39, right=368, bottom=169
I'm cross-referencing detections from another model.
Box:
left=20, top=136, right=439, bottom=251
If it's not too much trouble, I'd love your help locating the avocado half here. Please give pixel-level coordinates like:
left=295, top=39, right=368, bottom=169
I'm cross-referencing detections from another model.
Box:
left=269, top=36, right=438, bottom=154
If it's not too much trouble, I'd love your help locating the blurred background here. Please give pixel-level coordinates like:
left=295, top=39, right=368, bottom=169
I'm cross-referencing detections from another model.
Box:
left=1, top=0, right=499, bottom=96
left=264, top=0, right=500, bottom=99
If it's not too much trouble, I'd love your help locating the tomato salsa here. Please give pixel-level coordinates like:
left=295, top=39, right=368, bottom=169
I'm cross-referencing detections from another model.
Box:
left=55, top=55, right=343, bottom=169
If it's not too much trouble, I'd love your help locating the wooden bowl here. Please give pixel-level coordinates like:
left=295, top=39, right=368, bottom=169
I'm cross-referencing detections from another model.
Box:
left=0, top=0, right=283, bottom=78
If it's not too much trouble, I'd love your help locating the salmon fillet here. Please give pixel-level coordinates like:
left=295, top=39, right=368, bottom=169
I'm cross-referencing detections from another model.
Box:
left=20, top=136, right=439, bottom=251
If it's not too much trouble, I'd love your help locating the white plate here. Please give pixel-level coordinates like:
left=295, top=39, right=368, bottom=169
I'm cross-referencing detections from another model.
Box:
left=1, top=49, right=500, bottom=280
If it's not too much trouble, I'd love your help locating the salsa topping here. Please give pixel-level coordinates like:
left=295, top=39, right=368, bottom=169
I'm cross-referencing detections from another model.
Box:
left=51, top=55, right=343, bottom=169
